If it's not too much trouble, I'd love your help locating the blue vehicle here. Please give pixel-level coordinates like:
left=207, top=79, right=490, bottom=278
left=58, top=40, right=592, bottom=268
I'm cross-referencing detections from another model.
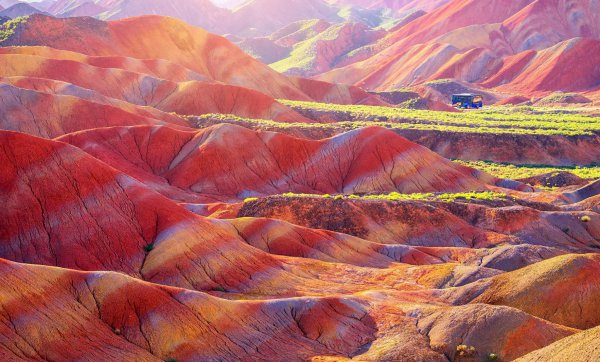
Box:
left=452, top=93, right=483, bottom=109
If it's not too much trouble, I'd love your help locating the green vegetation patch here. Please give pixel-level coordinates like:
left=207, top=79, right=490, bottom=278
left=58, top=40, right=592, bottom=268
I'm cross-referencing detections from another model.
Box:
left=191, top=100, right=600, bottom=137
left=0, top=16, right=28, bottom=44
left=454, top=160, right=600, bottom=180
left=271, top=23, right=345, bottom=73
left=278, top=191, right=507, bottom=202
left=279, top=100, right=600, bottom=136
left=191, top=113, right=337, bottom=130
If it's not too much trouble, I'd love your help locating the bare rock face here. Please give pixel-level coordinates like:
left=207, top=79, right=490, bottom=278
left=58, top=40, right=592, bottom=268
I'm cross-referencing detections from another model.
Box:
left=515, top=325, right=600, bottom=362
left=468, top=254, right=600, bottom=330
left=416, top=304, right=577, bottom=361
left=0, top=259, right=378, bottom=361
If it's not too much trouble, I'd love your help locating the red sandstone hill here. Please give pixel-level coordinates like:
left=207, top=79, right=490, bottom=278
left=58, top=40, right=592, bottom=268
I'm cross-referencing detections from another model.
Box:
left=0, top=82, right=192, bottom=138
left=7, top=1, right=600, bottom=100
left=515, top=325, right=600, bottom=361
left=0, top=129, right=419, bottom=296
left=0, top=257, right=582, bottom=361
left=2, top=14, right=310, bottom=100
left=232, top=195, right=600, bottom=254
left=0, top=15, right=383, bottom=106
left=0, top=258, right=380, bottom=361
left=1, top=76, right=187, bottom=124
left=449, top=254, right=600, bottom=330
left=0, top=128, right=517, bottom=299
left=0, top=45, right=209, bottom=82
left=317, top=0, right=600, bottom=98
left=0, top=47, right=312, bottom=122
left=484, top=38, right=600, bottom=95
left=57, top=124, right=499, bottom=202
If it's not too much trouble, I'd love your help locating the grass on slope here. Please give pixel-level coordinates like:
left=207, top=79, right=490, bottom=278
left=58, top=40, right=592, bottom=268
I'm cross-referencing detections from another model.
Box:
left=269, top=191, right=508, bottom=202
left=0, top=16, right=28, bottom=44
left=191, top=113, right=334, bottom=129
left=271, top=23, right=344, bottom=73
left=279, top=100, right=600, bottom=136
left=454, top=160, right=600, bottom=180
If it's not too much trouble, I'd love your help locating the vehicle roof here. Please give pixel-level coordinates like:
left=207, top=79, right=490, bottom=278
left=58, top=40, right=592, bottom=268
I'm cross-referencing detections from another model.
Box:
left=453, top=93, right=482, bottom=96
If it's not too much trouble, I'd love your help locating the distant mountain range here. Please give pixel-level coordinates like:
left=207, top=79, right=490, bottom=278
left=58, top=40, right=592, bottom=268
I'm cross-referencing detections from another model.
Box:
left=1, top=0, right=599, bottom=101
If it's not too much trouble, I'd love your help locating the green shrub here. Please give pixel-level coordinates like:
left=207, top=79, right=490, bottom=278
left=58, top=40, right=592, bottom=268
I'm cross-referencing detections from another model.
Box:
left=453, top=160, right=600, bottom=180
left=279, top=99, right=600, bottom=136
left=0, top=16, right=29, bottom=44
left=143, top=244, right=155, bottom=253
left=243, top=197, right=259, bottom=203
left=488, top=353, right=499, bottom=361
left=456, top=344, right=476, bottom=358
left=192, top=98, right=600, bottom=138
left=581, top=215, right=591, bottom=223
left=273, top=191, right=507, bottom=203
